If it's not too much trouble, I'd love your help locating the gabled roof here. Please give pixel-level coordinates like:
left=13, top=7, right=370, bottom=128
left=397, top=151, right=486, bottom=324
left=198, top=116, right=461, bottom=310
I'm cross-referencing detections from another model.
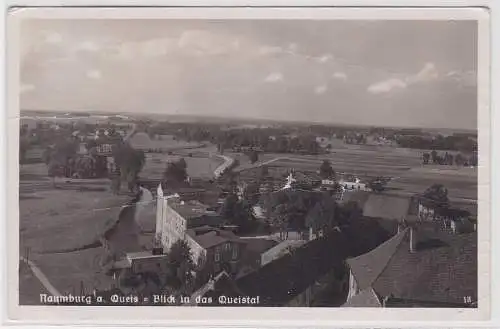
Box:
left=347, top=228, right=409, bottom=291
left=235, top=218, right=393, bottom=306
left=187, top=227, right=243, bottom=250
left=362, top=194, right=411, bottom=220
left=346, top=227, right=478, bottom=305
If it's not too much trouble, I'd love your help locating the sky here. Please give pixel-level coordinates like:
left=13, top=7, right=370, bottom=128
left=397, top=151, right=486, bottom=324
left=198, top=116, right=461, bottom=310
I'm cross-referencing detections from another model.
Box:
left=20, top=19, right=478, bottom=129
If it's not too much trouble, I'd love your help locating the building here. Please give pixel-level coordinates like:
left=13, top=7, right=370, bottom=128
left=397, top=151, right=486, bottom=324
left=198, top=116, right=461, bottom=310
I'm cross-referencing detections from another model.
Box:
left=185, top=226, right=246, bottom=274
left=260, top=239, right=306, bottom=266
left=343, top=225, right=477, bottom=307
left=155, top=184, right=223, bottom=253
left=112, top=251, right=169, bottom=275
left=232, top=218, right=393, bottom=306
left=417, top=198, right=477, bottom=234
left=238, top=238, right=279, bottom=272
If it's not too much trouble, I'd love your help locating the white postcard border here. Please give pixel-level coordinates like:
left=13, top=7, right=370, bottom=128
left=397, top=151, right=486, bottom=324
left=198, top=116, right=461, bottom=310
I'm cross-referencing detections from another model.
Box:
left=3, top=4, right=494, bottom=327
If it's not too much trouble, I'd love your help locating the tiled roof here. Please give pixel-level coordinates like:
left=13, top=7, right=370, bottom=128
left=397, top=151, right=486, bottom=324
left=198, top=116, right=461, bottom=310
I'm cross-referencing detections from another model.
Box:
left=234, top=218, right=393, bottom=306
left=362, top=194, right=411, bottom=220
left=188, top=228, right=243, bottom=250
left=347, top=227, right=477, bottom=305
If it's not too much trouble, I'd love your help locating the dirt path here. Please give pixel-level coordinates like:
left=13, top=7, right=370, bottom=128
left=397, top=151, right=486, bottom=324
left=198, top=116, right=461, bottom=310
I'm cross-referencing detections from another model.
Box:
left=20, top=256, right=61, bottom=297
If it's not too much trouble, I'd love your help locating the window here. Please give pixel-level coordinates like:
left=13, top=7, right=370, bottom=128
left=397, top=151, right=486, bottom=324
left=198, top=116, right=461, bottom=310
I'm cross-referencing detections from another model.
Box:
left=232, top=246, right=238, bottom=260
left=214, top=246, right=221, bottom=262
left=224, top=243, right=230, bottom=251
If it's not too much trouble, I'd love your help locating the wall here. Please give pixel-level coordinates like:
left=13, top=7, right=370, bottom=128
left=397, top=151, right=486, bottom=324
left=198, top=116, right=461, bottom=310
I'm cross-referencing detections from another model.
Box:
left=418, top=203, right=435, bottom=221
left=346, top=270, right=359, bottom=300
left=129, top=255, right=168, bottom=274
left=186, top=234, right=207, bottom=265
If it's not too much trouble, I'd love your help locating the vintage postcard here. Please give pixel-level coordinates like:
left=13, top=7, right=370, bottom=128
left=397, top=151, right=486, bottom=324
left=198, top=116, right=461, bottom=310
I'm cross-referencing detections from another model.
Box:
left=6, top=5, right=491, bottom=326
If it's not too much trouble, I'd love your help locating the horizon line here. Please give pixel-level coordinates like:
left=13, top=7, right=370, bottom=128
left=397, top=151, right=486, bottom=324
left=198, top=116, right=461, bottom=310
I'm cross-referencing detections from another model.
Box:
left=20, top=108, right=478, bottom=132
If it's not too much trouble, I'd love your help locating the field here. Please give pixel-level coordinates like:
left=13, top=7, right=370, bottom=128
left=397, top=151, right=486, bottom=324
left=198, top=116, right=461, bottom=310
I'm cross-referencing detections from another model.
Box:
left=235, top=143, right=477, bottom=203
left=19, top=162, right=132, bottom=303
left=129, top=133, right=203, bottom=151
left=131, top=133, right=224, bottom=179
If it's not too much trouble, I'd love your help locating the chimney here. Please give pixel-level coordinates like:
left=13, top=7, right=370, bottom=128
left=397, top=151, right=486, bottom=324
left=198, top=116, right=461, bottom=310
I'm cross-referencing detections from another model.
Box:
left=409, top=227, right=416, bottom=253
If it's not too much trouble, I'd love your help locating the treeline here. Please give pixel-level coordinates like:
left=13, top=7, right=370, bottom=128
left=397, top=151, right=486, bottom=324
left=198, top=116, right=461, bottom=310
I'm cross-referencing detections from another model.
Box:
left=147, top=122, right=324, bottom=155
left=397, top=134, right=477, bottom=153
left=422, top=150, right=478, bottom=167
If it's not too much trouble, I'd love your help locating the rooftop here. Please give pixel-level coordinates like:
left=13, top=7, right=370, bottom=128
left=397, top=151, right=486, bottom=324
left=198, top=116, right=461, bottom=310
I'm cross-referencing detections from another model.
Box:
left=187, top=227, right=243, bottom=250
left=346, top=227, right=477, bottom=305
left=234, top=217, right=393, bottom=306
left=169, top=199, right=218, bottom=220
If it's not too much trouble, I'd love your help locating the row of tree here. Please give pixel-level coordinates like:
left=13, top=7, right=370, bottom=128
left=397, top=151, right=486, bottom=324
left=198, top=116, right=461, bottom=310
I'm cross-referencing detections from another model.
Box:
left=422, top=150, right=478, bottom=166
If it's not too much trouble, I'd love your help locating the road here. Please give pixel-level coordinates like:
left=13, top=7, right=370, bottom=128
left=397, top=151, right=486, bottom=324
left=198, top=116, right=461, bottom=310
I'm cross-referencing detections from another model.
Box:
left=20, top=256, right=61, bottom=297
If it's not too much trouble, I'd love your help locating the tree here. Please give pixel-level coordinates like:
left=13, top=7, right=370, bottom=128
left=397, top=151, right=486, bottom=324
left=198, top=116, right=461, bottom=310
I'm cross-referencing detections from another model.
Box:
left=305, top=195, right=338, bottom=236
left=422, top=152, right=430, bottom=165
left=248, top=150, right=259, bottom=164
left=113, top=144, right=145, bottom=193
left=367, top=177, right=386, bottom=193
left=454, top=153, right=465, bottom=166
left=422, top=184, right=449, bottom=209
left=166, top=240, right=194, bottom=292
left=319, top=160, right=335, bottom=179
left=219, top=193, right=239, bottom=220
left=431, top=150, right=438, bottom=164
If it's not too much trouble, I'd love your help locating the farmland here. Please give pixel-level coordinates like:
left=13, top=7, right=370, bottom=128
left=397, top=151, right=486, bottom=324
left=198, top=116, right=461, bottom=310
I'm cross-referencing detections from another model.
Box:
left=234, top=143, right=477, bottom=203
left=19, top=162, right=132, bottom=303
left=130, top=133, right=224, bottom=179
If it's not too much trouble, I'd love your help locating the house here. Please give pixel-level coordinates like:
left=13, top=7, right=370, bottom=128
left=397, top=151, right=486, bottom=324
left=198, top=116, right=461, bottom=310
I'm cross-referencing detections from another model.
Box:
left=260, top=239, right=306, bottom=266
left=343, top=225, right=477, bottom=307
left=233, top=218, right=393, bottom=306
left=338, top=176, right=368, bottom=191
left=188, top=271, right=244, bottom=306
left=340, top=192, right=418, bottom=223
left=417, top=198, right=477, bottom=233
left=238, top=238, right=279, bottom=271
left=185, top=226, right=246, bottom=275
left=155, top=184, right=224, bottom=253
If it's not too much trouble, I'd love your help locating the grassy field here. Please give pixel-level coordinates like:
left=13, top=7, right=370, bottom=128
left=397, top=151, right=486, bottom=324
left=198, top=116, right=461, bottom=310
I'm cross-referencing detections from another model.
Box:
left=20, top=164, right=131, bottom=253
left=233, top=143, right=477, bottom=203
left=19, top=162, right=132, bottom=304
left=141, top=152, right=224, bottom=180
left=129, top=133, right=202, bottom=151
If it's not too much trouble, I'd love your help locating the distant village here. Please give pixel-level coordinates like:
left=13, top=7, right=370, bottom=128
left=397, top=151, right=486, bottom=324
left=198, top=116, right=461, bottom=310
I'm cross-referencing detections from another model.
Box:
left=19, top=114, right=478, bottom=307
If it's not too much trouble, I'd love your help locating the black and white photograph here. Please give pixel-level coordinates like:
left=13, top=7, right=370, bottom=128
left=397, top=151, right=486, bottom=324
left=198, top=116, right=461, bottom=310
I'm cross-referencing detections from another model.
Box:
left=8, top=6, right=491, bottom=323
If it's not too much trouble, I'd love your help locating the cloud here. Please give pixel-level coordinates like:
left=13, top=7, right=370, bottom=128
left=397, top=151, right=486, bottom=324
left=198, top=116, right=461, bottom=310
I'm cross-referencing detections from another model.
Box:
left=333, top=72, right=347, bottom=81
left=317, top=54, right=333, bottom=63
left=406, top=62, right=439, bottom=84
left=177, top=30, right=239, bottom=56
left=314, top=85, right=328, bottom=94
left=20, top=84, right=35, bottom=94
left=44, top=32, right=63, bottom=44
left=76, top=41, right=100, bottom=52
left=264, top=72, right=284, bottom=83
left=446, top=70, right=476, bottom=87
left=86, top=69, right=102, bottom=80
left=367, top=78, right=407, bottom=94
left=368, top=62, right=439, bottom=94
left=258, top=46, right=283, bottom=56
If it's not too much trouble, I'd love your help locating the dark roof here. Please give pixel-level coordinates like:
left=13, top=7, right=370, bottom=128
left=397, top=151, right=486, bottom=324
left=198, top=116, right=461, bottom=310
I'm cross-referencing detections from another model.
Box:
left=340, top=191, right=371, bottom=206
left=187, top=227, right=243, bottom=249
left=234, top=218, right=393, bottom=306
left=189, top=271, right=242, bottom=306
left=347, top=227, right=477, bottom=305
left=362, top=194, right=411, bottom=220
left=241, top=238, right=279, bottom=254
left=169, top=200, right=215, bottom=220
